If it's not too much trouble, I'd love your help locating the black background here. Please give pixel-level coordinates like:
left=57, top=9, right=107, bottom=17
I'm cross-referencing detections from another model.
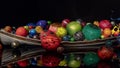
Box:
left=0, top=0, right=120, bottom=27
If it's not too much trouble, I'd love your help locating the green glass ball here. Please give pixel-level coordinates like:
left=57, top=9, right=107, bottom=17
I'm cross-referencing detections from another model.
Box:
left=47, top=21, right=52, bottom=25
left=82, top=24, right=101, bottom=40
left=83, top=52, right=100, bottom=66
left=70, top=37, right=75, bottom=42
left=66, top=21, right=82, bottom=36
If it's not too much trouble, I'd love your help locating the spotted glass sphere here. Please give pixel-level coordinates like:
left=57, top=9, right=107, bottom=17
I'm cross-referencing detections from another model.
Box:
left=73, top=31, right=84, bottom=41
left=83, top=52, right=100, bottom=66
left=40, top=31, right=61, bottom=50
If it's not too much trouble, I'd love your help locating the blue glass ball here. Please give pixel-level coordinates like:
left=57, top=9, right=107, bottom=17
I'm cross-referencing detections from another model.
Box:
left=62, top=35, right=71, bottom=41
left=29, top=29, right=36, bottom=36
left=36, top=20, right=47, bottom=29
left=29, top=58, right=37, bottom=66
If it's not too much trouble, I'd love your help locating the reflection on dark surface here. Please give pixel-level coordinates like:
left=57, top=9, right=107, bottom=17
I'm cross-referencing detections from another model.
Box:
left=1, top=45, right=120, bottom=68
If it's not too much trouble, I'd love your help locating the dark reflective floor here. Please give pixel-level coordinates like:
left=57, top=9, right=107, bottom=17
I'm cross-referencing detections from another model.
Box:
left=1, top=45, right=120, bottom=68
left=2, top=62, right=120, bottom=68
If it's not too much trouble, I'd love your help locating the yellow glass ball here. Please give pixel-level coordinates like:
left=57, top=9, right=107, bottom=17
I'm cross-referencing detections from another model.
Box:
left=35, top=26, right=43, bottom=33
left=56, top=27, right=67, bottom=38
left=93, top=21, right=99, bottom=27
left=101, top=35, right=105, bottom=39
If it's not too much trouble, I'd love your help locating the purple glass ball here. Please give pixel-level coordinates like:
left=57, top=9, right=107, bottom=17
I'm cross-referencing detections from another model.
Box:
left=36, top=20, right=47, bottom=29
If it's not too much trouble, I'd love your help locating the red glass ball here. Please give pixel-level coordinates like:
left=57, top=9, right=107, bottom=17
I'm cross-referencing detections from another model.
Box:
left=62, top=19, right=70, bottom=28
left=42, top=53, right=60, bottom=67
left=40, top=31, right=61, bottom=50
left=17, top=60, right=28, bottom=67
left=99, top=20, right=112, bottom=29
left=98, top=46, right=114, bottom=60
left=97, top=61, right=111, bottom=68
left=16, top=27, right=28, bottom=37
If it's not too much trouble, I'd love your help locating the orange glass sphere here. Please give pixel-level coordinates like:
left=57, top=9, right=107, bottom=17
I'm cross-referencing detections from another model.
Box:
left=103, top=28, right=111, bottom=37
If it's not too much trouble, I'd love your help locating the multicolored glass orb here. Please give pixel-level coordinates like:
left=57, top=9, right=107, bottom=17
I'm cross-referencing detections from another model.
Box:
left=73, top=31, right=84, bottom=41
